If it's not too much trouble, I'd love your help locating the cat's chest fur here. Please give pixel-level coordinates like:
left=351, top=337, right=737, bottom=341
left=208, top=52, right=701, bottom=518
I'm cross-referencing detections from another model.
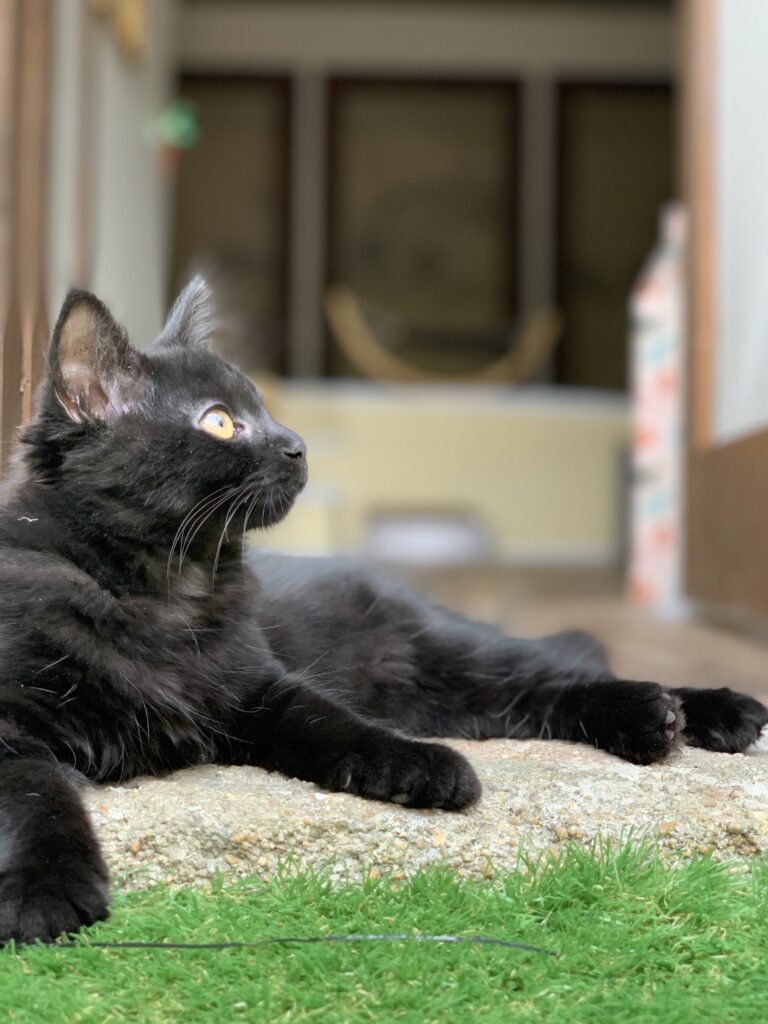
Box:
left=0, top=547, right=279, bottom=778
left=81, top=558, right=273, bottom=695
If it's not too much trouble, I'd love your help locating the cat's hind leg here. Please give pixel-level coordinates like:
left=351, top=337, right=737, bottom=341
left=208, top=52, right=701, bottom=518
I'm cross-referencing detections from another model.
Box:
left=540, top=635, right=768, bottom=754
left=539, top=629, right=612, bottom=675
left=427, top=674, right=685, bottom=766
left=672, top=686, right=768, bottom=753
left=388, top=611, right=687, bottom=765
left=532, top=639, right=767, bottom=756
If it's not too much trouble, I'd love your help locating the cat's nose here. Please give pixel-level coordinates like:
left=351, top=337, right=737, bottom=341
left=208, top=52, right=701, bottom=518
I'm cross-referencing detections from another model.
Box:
left=264, top=414, right=307, bottom=464
left=282, top=439, right=306, bottom=461
left=274, top=428, right=306, bottom=462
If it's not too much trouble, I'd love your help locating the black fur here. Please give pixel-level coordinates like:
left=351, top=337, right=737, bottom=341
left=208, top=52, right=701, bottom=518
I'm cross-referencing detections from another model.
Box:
left=0, top=279, right=765, bottom=944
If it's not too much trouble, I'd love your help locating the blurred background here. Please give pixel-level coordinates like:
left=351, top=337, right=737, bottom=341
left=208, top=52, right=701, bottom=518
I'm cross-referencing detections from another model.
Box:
left=2, top=0, right=767, bottom=679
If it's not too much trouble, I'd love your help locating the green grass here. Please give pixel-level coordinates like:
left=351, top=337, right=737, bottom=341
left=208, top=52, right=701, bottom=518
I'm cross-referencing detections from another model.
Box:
left=2, top=844, right=768, bottom=1023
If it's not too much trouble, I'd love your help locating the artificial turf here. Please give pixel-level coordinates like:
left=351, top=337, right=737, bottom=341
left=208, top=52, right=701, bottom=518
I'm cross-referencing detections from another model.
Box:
left=2, top=844, right=767, bottom=1023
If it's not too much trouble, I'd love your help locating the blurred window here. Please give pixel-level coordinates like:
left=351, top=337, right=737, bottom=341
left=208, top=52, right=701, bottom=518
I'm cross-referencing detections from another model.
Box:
left=171, top=75, right=290, bottom=374
left=326, top=79, right=520, bottom=377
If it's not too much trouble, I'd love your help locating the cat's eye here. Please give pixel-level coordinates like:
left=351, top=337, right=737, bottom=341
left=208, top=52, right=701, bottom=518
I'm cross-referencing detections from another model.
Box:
left=199, top=407, right=236, bottom=441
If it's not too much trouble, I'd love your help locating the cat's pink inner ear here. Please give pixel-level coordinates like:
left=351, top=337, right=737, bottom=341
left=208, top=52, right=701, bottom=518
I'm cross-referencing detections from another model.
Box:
left=54, top=297, right=145, bottom=423
left=55, top=306, right=108, bottom=422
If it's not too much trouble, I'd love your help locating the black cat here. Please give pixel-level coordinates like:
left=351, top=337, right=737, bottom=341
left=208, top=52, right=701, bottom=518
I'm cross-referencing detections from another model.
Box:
left=0, top=279, right=765, bottom=944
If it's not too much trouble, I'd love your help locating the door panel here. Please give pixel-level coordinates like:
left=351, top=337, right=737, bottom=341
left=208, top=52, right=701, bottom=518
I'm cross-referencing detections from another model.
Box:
left=556, top=82, right=674, bottom=391
left=326, top=78, right=520, bottom=377
left=172, top=75, right=291, bottom=375
left=684, top=0, right=768, bottom=621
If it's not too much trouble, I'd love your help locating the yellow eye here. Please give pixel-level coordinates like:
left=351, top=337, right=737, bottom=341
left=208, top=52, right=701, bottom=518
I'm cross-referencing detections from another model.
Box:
left=199, top=407, right=235, bottom=440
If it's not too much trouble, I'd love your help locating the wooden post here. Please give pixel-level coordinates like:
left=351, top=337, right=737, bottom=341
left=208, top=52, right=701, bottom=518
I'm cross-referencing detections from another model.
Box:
left=0, top=0, right=50, bottom=471
left=0, top=0, right=20, bottom=468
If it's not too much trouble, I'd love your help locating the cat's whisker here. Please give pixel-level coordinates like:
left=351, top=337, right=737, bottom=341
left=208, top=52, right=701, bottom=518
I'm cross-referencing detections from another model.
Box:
left=240, top=486, right=263, bottom=564
left=176, top=486, right=242, bottom=564
left=166, top=484, right=237, bottom=588
left=171, top=484, right=235, bottom=556
left=183, top=483, right=247, bottom=544
left=178, top=484, right=240, bottom=546
left=166, top=482, right=248, bottom=600
left=176, top=611, right=201, bottom=656
left=177, top=491, right=239, bottom=572
left=211, top=486, right=254, bottom=587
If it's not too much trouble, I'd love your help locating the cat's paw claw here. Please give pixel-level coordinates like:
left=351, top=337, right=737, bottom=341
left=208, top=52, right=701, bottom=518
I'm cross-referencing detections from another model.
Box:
left=677, top=687, right=768, bottom=753
left=327, top=742, right=481, bottom=810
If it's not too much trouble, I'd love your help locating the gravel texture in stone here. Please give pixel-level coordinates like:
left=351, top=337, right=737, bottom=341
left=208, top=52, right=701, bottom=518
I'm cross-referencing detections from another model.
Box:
left=83, top=733, right=768, bottom=890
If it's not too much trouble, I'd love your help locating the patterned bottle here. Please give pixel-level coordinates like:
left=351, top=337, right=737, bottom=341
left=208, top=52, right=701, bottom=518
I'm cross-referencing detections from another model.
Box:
left=628, top=202, right=688, bottom=616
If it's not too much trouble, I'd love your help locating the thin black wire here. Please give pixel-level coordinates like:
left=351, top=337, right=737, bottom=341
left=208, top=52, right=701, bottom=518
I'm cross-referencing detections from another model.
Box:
left=55, top=933, right=557, bottom=956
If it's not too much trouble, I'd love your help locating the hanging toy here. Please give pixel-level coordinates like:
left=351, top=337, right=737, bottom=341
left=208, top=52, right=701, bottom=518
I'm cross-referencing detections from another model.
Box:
left=144, top=99, right=200, bottom=179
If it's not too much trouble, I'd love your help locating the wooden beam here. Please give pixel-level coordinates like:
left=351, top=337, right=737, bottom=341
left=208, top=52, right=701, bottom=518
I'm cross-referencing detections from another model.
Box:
left=16, top=0, right=50, bottom=425
left=682, top=0, right=717, bottom=452
left=0, top=0, right=50, bottom=470
left=0, top=0, right=21, bottom=466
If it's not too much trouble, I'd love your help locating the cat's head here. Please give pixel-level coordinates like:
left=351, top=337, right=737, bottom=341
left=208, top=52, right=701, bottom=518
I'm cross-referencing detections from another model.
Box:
left=23, top=278, right=307, bottom=548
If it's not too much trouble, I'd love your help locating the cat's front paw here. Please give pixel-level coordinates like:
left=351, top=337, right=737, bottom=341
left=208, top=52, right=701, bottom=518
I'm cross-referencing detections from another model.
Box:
left=0, top=855, right=110, bottom=945
left=674, top=687, right=768, bottom=753
left=327, top=741, right=481, bottom=810
left=583, top=681, right=684, bottom=765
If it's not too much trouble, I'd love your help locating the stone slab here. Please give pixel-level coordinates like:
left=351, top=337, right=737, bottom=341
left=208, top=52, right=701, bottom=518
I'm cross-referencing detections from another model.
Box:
left=83, top=732, right=768, bottom=890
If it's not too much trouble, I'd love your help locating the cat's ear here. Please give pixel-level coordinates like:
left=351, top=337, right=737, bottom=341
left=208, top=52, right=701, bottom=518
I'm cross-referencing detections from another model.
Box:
left=155, top=276, right=213, bottom=349
left=49, top=289, right=147, bottom=424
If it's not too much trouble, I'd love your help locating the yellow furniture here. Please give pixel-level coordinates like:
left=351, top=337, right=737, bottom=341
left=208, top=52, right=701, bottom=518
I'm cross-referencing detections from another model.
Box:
left=255, top=382, right=629, bottom=567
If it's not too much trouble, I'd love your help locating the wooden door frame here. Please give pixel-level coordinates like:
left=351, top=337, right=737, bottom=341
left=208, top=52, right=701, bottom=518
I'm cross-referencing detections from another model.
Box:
left=553, top=78, right=674, bottom=389
left=0, top=0, right=21, bottom=463
left=0, top=0, right=50, bottom=471
left=684, top=0, right=768, bottom=623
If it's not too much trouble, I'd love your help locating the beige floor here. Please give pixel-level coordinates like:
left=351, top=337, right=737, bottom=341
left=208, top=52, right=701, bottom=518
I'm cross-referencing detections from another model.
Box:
left=398, top=566, right=768, bottom=705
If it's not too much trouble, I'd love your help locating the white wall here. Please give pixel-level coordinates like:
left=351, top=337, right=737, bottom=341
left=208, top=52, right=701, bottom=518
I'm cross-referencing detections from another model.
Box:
left=713, top=0, right=768, bottom=444
left=48, top=0, right=179, bottom=347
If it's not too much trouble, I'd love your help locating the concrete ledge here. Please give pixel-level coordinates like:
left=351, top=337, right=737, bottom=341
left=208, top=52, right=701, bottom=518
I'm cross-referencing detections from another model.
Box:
left=84, top=735, right=768, bottom=891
